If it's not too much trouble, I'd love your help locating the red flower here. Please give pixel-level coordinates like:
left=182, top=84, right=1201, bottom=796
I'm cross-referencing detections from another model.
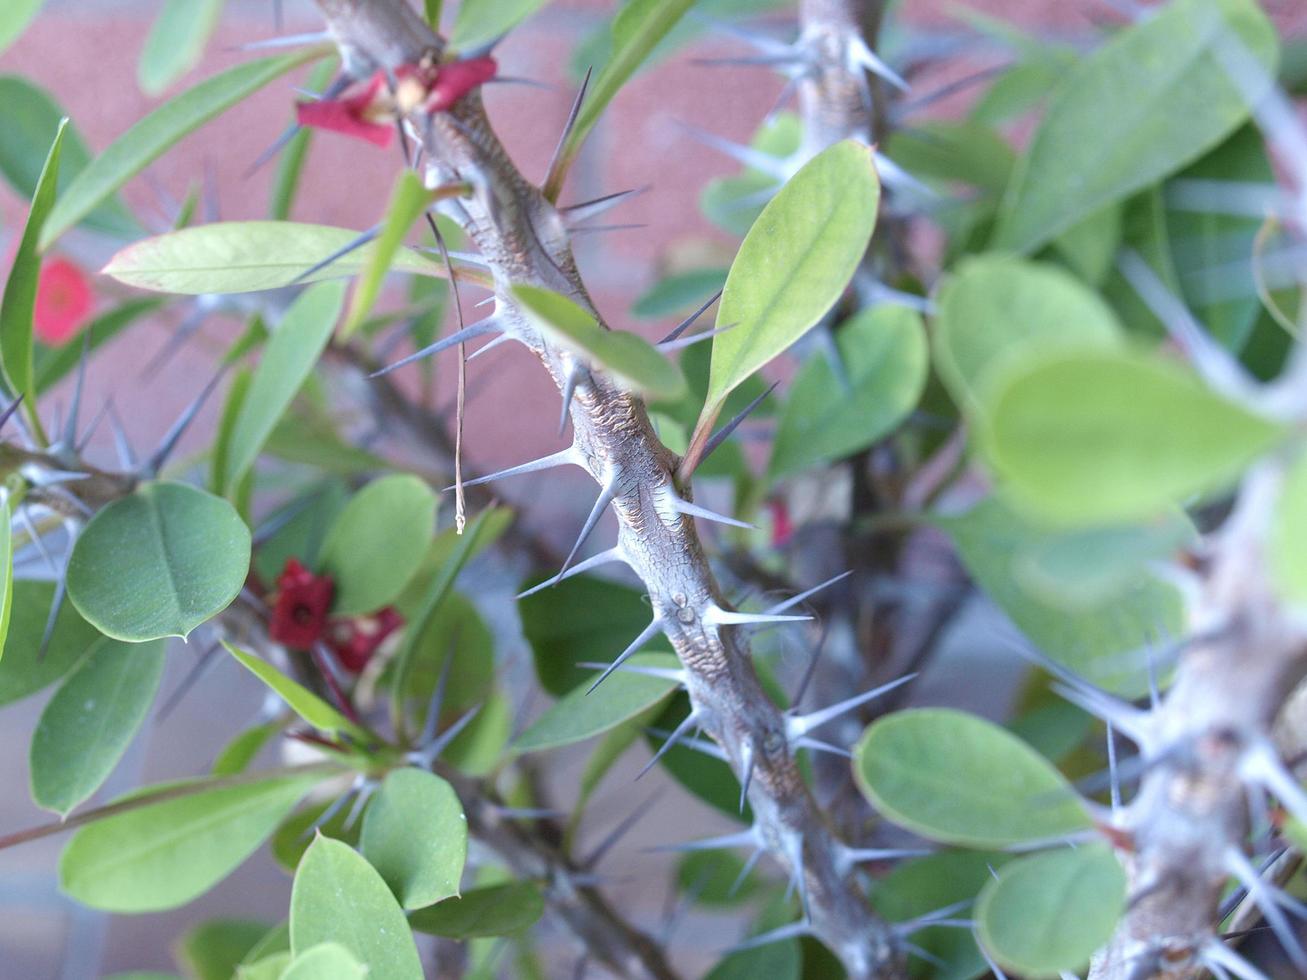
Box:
left=295, top=57, right=497, bottom=147
left=769, top=500, right=794, bottom=548
left=34, top=257, right=94, bottom=345
left=326, top=606, right=404, bottom=674
left=269, top=558, right=335, bottom=649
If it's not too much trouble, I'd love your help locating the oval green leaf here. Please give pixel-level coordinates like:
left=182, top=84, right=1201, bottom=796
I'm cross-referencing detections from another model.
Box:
left=853, top=708, right=1091, bottom=847
left=177, top=919, right=271, bottom=980
left=408, top=881, right=545, bottom=939
left=30, top=638, right=166, bottom=816
left=42, top=50, right=326, bottom=247
left=0, top=579, right=99, bottom=705
left=514, top=652, right=681, bottom=752
left=67, top=482, right=252, bottom=641
left=102, top=220, right=463, bottom=296
left=984, top=348, right=1287, bottom=525
left=60, top=775, right=319, bottom=912
left=993, top=0, right=1278, bottom=253
left=360, top=769, right=466, bottom=910
left=769, top=305, right=927, bottom=478
left=289, top=836, right=423, bottom=980
left=706, top=139, right=880, bottom=416
left=976, top=844, right=1127, bottom=977
left=318, top=475, right=437, bottom=616
left=280, top=943, right=366, bottom=980
left=512, top=284, right=686, bottom=401
left=224, top=280, right=345, bottom=491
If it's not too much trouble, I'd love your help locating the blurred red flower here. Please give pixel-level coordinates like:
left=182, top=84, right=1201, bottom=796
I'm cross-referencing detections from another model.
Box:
left=33, top=256, right=94, bottom=345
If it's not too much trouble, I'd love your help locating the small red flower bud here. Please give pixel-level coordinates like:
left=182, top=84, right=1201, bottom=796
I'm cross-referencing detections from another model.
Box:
left=769, top=500, right=794, bottom=548
left=34, top=257, right=94, bottom=346
left=269, top=558, right=335, bottom=650
left=327, top=606, right=405, bottom=674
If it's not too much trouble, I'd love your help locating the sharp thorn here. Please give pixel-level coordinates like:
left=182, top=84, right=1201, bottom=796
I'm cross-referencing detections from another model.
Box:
left=421, top=703, right=483, bottom=764
left=562, top=186, right=650, bottom=223
left=558, top=364, right=583, bottom=436
left=244, top=121, right=303, bottom=180
left=542, top=66, right=592, bottom=202
left=574, top=661, right=685, bottom=683
left=650, top=827, right=757, bottom=854
left=678, top=123, right=789, bottom=179
left=106, top=401, right=137, bottom=470
left=419, top=630, right=460, bottom=748
left=637, top=711, right=700, bottom=779
left=701, top=381, right=779, bottom=463
left=792, top=625, right=827, bottom=709
left=1204, top=935, right=1273, bottom=980
left=234, top=31, right=332, bottom=51
left=1225, top=847, right=1307, bottom=971
left=450, top=446, right=580, bottom=491
left=75, top=399, right=111, bottom=454
left=60, top=334, right=90, bottom=453
left=343, top=779, right=377, bottom=830
left=671, top=496, right=754, bottom=530
left=559, top=475, right=619, bottom=579
left=721, top=921, right=809, bottom=955
left=786, top=834, right=810, bottom=922
left=1049, top=682, right=1149, bottom=745
left=584, top=791, right=661, bottom=868
left=586, top=617, right=662, bottom=695
left=466, top=332, right=515, bottom=361
left=144, top=366, right=226, bottom=476
left=16, top=506, right=59, bottom=574
left=657, top=288, right=723, bottom=345
left=0, top=394, right=24, bottom=433
left=371, top=319, right=499, bottom=377
left=738, top=739, right=755, bottom=812
left=848, top=35, right=910, bottom=91
left=292, top=224, right=381, bottom=285
left=788, top=673, right=917, bottom=738
left=140, top=303, right=209, bottom=381
left=297, top=779, right=361, bottom=842
left=38, top=573, right=69, bottom=662
left=157, top=642, right=223, bottom=722
left=792, top=735, right=850, bottom=757
left=729, top=847, right=764, bottom=896
left=766, top=570, right=853, bottom=616
left=517, top=547, right=625, bottom=599
left=657, top=321, right=738, bottom=352
left=842, top=846, right=934, bottom=865
left=874, top=151, right=935, bottom=198
left=703, top=605, right=811, bottom=628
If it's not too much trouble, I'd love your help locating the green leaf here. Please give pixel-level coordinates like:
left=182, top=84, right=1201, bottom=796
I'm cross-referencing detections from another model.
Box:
left=343, top=172, right=431, bottom=337
left=1052, top=202, right=1122, bottom=287
left=511, top=285, right=686, bottom=401
left=102, top=221, right=457, bottom=296
left=2, top=117, right=66, bottom=402
left=0, top=580, right=99, bottom=705
left=224, top=281, right=345, bottom=491
left=1273, top=452, right=1307, bottom=605
left=933, top=255, right=1121, bottom=417
left=450, top=0, right=549, bottom=50
left=212, top=722, right=281, bottom=777
left=138, top=0, right=224, bottom=96
left=318, top=475, right=437, bottom=616
left=177, top=919, right=271, bottom=980
left=0, top=498, right=12, bottom=657
left=67, top=482, right=252, bottom=641
left=700, top=113, right=800, bottom=236
left=705, top=940, right=801, bottom=980
left=976, top=845, right=1126, bottom=977
left=940, top=497, right=1184, bottom=698
left=42, top=50, right=326, bottom=247
left=704, top=141, right=880, bottom=422
left=443, top=688, right=512, bottom=777
left=60, top=775, right=319, bottom=912
left=769, top=305, right=927, bottom=478
left=408, top=882, right=544, bottom=939
left=0, top=0, right=43, bottom=54
left=360, top=769, right=466, bottom=910
left=236, top=955, right=291, bottom=980
left=225, top=643, right=368, bottom=740
left=993, top=0, right=1279, bottom=253
left=632, top=268, right=728, bottom=320
left=30, top=638, right=166, bottom=816
left=550, top=0, right=695, bottom=197
left=271, top=796, right=362, bottom=874
left=280, top=944, right=367, bottom=980
left=514, top=652, right=681, bottom=752
left=0, top=76, right=140, bottom=238
left=252, top=481, right=347, bottom=584
left=853, top=708, right=1091, bottom=848
left=984, top=348, right=1286, bottom=524
left=289, top=836, right=423, bottom=980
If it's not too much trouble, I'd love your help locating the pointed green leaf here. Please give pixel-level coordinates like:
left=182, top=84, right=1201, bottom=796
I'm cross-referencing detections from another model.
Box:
left=237, top=955, right=291, bottom=980
left=511, top=284, right=686, bottom=401
left=177, top=919, right=271, bottom=980
left=280, top=943, right=367, bottom=980
left=450, top=0, right=549, bottom=50
left=289, top=836, right=423, bottom=980
left=853, top=708, right=1091, bottom=847
left=42, top=50, right=326, bottom=247
left=138, top=0, right=224, bottom=96
left=408, top=882, right=544, bottom=939
left=2, top=117, right=66, bottom=401
left=1272, top=452, right=1307, bottom=605
left=360, top=769, right=466, bottom=910
left=705, top=140, right=880, bottom=419
left=769, top=305, right=927, bottom=478
left=984, top=348, right=1287, bottom=524
left=976, top=845, right=1126, bottom=977
left=224, top=643, right=368, bottom=741
left=212, top=722, right=282, bottom=777
left=0, top=498, right=12, bottom=658
left=102, top=221, right=460, bottom=296
left=933, top=255, right=1121, bottom=417
left=59, top=775, right=319, bottom=912
left=224, top=281, right=345, bottom=491
left=67, top=482, right=252, bottom=641
left=30, top=638, right=166, bottom=816
left=514, top=652, right=680, bottom=752
left=343, top=172, right=431, bottom=337
left=0, top=579, right=99, bottom=705
left=0, top=0, right=43, bottom=55
left=993, top=0, right=1279, bottom=253
left=318, top=475, right=437, bottom=616
left=0, top=76, right=141, bottom=238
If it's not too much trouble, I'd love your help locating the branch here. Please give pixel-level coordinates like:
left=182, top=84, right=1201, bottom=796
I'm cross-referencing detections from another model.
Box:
left=306, top=2, right=902, bottom=974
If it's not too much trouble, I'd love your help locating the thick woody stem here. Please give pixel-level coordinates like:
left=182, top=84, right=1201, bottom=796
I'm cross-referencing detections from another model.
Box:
left=308, top=2, right=902, bottom=975
left=1090, top=463, right=1307, bottom=979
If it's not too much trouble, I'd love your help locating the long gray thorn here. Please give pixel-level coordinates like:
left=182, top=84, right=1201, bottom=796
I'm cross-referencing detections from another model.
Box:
left=638, top=711, right=700, bottom=779
left=679, top=123, right=788, bottom=179
left=466, top=332, right=514, bottom=361
left=297, top=778, right=361, bottom=842
left=729, top=847, right=764, bottom=897
left=17, top=506, right=58, bottom=574
left=293, top=224, right=381, bottom=285
left=738, top=739, right=755, bottom=812
left=651, top=828, right=757, bottom=854
left=106, top=402, right=137, bottom=469
left=767, top=570, right=853, bottom=617
left=371, top=320, right=498, bottom=378
left=243, top=75, right=351, bottom=179
left=418, top=631, right=459, bottom=749
left=0, top=394, right=24, bottom=433
left=789, top=672, right=917, bottom=738
left=60, top=334, right=90, bottom=454
left=562, top=187, right=649, bottom=224
left=559, top=476, right=618, bottom=579
left=657, top=321, right=737, bottom=352
left=38, top=564, right=69, bottom=661
left=657, top=289, right=723, bottom=345
left=75, top=399, right=111, bottom=454
left=140, top=302, right=209, bottom=381
left=1225, top=847, right=1307, bottom=972
left=586, top=617, right=663, bottom=695
left=786, top=835, right=811, bottom=923
left=517, top=547, right=624, bottom=599
left=144, top=366, right=227, bottom=477
left=558, top=364, right=582, bottom=435
left=702, top=381, right=779, bottom=463
left=449, top=447, right=578, bottom=491
left=721, top=921, right=809, bottom=955
left=672, top=497, right=754, bottom=530
left=542, top=67, right=592, bottom=197
left=584, top=792, right=661, bottom=869
left=792, top=625, right=828, bottom=708
left=235, top=31, right=332, bottom=51
left=419, top=703, right=483, bottom=765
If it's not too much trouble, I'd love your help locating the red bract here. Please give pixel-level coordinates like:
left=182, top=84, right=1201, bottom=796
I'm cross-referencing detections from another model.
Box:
left=269, top=558, right=335, bottom=649
left=295, top=71, right=394, bottom=148
left=327, top=606, right=404, bottom=674
left=33, top=257, right=94, bottom=345
left=769, top=500, right=794, bottom=548
left=425, top=56, right=497, bottom=112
